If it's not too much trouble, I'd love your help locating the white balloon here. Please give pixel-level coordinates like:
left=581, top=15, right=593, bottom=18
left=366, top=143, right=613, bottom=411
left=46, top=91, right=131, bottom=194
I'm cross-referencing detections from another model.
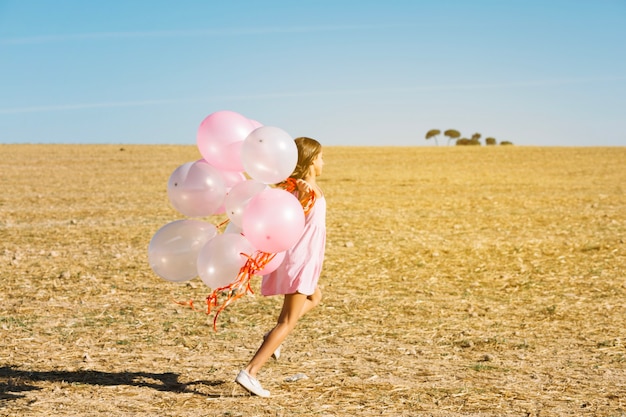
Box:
left=224, top=180, right=267, bottom=227
left=223, top=221, right=243, bottom=235
left=197, top=233, right=255, bottom=289
left=148, top=220, right=218, bottom=282
left=167, top=160, right=227, bottom=217
left=241, top=126, right=297, bottom=184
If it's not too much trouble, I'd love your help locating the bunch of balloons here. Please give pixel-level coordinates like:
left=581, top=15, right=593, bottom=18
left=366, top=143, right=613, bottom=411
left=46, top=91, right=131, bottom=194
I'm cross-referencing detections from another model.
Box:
left=148, top=110, right=304, bottom=292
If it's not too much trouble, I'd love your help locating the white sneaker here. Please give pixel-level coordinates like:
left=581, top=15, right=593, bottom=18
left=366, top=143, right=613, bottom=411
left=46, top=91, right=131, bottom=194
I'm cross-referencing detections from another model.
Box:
left=235, top=370, right=270, bottom=398
left=272, top=344, right=281, bottom=360
left=264, top=332, right=282, bottom=360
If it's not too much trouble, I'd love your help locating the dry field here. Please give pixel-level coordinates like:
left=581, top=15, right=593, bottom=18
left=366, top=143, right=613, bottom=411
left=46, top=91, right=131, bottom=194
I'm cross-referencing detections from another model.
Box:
left=1, top=144, right=625, bottom=417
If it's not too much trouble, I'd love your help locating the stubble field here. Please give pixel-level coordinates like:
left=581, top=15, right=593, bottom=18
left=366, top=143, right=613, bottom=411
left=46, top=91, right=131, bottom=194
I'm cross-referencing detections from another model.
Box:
left=1, top=144, right=625, bottom=417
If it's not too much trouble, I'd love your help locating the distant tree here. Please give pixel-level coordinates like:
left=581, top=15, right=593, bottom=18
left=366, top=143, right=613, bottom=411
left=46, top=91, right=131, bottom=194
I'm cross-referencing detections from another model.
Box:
left=485, top=137, right=496, bottom=145
left=468, top=133, right=482, bottom=146
left=456, top=138, right=471, bottom=146
left=425, top=129, right=441, bottom=146
left=500, top=141, right=514, bottom=145
left=444, top=129, right=461, bottom=145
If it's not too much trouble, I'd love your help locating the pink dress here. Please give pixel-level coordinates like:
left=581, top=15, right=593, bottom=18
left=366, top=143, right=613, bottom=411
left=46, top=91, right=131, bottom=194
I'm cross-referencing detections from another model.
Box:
left=261, top=195, right=326, bottom=296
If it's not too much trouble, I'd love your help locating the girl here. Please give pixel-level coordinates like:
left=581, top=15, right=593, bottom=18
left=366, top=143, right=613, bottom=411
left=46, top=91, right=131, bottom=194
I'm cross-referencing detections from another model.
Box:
left=235, top=137, right=326, bottom=398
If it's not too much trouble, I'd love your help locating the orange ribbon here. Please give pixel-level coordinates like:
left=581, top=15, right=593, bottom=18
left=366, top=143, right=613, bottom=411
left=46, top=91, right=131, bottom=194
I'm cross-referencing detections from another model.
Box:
left=176, top=177, right=317, bottom=331
left=205, top=251, right=277, bottom=331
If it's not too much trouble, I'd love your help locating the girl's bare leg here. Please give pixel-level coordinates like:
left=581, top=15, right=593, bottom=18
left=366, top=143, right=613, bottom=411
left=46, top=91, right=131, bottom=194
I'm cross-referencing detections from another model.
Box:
left=299, top=286, right=322, bottom=319
left=244, top=288, right=321, bottom=377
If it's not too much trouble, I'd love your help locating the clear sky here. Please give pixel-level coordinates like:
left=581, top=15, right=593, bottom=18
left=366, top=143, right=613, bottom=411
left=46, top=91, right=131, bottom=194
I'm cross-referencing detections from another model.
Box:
left=1, top=0, right=625, bottom=146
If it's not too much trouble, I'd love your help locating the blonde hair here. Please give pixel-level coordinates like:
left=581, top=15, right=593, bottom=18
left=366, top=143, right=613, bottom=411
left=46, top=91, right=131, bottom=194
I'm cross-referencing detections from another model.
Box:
left=290, top=137, right=322, bottom=180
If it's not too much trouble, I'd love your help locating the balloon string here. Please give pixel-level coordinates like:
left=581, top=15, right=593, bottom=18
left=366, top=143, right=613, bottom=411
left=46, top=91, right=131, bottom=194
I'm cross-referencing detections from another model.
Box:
left=205, top=251, right=277, bottom=331
left=173, top=298, right=198, bottom=311
left=176, top=178, right=317, bottom=331
left=216, top=218, right=230, bottom=229
left=279, top=177, right=316, bottom=215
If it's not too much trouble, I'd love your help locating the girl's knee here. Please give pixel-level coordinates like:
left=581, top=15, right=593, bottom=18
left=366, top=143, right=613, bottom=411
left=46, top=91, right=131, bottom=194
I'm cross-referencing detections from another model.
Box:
left=310, top=287, right=322, bottom=306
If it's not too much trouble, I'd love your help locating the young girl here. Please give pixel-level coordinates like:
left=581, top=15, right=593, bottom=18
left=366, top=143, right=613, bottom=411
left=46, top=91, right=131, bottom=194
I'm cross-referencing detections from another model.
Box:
left=235, top=137, right=326, bottom=398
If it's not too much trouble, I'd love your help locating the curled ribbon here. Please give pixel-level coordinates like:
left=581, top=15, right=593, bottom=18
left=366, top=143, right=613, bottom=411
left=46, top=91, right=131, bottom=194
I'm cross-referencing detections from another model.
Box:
left=177, top=178, right=317, bottom=331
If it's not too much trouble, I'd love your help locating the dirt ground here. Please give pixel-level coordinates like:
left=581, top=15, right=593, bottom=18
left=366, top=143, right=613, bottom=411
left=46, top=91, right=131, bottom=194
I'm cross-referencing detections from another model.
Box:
left=1, top=144, right=625, bottom=417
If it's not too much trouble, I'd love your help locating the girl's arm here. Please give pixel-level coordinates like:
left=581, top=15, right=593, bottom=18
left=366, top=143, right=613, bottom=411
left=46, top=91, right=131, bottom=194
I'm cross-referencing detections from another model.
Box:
left=295, top=179, right=314, bottom=208
left=277, top=178, right=316, bottom=214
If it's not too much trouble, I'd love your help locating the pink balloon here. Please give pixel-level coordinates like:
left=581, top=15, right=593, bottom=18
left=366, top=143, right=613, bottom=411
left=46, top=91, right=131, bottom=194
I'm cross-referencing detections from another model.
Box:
left=148, top=220, right=217, bottom=282
left=167, top=160, right=226, bottom=217
left=213, top=205, right=226, bottom=215
left=224, top=179, right=267, bottom=227
left=249, top=119, right=263, bottom=129
left=242, top=188, right=305, bottom=253
left=220, top=140, right=245, bottom=172
left=197, top=110, right=256, bottom=171
left=241, top=126, right=298, bottom=184
left=257, top=251, right=285, bottom=275
left=197, top=232, right=255, bottom=289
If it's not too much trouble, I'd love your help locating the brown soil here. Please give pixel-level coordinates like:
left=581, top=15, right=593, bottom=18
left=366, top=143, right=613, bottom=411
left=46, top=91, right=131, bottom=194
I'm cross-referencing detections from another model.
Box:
left=1, top=144, right=625, bottom=416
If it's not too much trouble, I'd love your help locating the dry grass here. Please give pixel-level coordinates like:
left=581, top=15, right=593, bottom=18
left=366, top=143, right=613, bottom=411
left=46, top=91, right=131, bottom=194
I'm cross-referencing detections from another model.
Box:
left=1, top=144, right=625, bottom=417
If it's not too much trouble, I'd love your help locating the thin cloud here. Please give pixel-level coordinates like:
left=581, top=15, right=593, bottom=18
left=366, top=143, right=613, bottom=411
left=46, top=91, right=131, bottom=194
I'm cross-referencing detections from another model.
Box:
left=0, top=24, right=405, bottom=45
left=0, top=98, right=195, bottom=114
left=1, top=76, right=624, bottom=115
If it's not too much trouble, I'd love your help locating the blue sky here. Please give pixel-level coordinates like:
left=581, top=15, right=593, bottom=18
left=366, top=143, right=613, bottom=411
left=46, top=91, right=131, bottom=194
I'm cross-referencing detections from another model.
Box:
left=1, top=0, right=625, bottom=146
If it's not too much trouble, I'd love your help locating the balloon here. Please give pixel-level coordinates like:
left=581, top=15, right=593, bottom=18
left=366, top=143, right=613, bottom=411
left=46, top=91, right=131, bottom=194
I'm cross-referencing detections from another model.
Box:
left=220, top=169, right=247, bottom=188
left=197, top=110, right=256, bottom=171
left=249, top=119, right=263, bottom=129
left=224, top=221, right=243, bottom=235
left=167, top=160, right=226, bottom=217
left=242, top=188, right=305, bottom=253
left=257, top=251, right=285, bottom=275
left=197, top=233, right=255, bottom=289
left=212, top=167, right=246, bottom=215
left=148, top=220, right=217, bottom=282
left=213, top=204, right=226, bottom=216
left=241, top=126, right=298, bottom=184
left=220, top=140, right=245, bottom=172
left=224, top=180, right=267, bottom=227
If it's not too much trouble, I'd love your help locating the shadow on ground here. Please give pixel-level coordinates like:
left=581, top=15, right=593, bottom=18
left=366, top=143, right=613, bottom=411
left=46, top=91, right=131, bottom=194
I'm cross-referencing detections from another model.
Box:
left=0, top=366, right=227, bottom=403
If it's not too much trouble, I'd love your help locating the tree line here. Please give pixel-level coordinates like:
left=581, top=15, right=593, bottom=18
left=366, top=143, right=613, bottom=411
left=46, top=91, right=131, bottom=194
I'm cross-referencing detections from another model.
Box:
left=425, top=129, right=513, bottom=146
